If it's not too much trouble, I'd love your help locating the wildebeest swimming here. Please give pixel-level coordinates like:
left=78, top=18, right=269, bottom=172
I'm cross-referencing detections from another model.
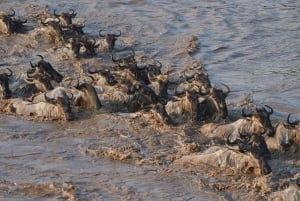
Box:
left=0, top=7, right=299, bottom=194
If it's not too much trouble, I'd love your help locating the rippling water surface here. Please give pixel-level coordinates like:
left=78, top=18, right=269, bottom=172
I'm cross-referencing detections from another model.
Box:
left=0, top=0, right=299, bottom=200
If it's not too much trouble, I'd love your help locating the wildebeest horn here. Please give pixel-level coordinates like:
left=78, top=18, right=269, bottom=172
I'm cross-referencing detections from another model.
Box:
left=40, top=19, right=48, bottom=26
left=99, top=30, right=106, bottom=37
left=297, top=178, right=300, bottom=187
left=287, top=113, right=300, bottom=125
left=264, top=105, right=273, bottom=115
left=30, top=61, right=37, bottom=68
left=87, top=67, right=98, bottom=74
left=222, top=83, right=230, bottom=96
left=5, top=68, right=13, bottom=77
left=113, top=30, right=121, bottom=37
left=8, top=8, right=15, bottom=17
left=69, top=9, right=76, bottom=16
left=154, top=60, right=162, bottom=68
left=36, top=55, right=44, bottom=60
left=242, top=107, right=252, bottom=117
left=111, top=51, right=119, bottom=62
left=53, top=9, right=60, bottom=17
left=183, top=71, right=194, bottom=80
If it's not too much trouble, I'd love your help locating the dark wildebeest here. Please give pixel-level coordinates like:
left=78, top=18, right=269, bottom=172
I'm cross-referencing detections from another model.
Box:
left=99, top=30, right=121, bottom=51
left=0, top=8, right=27, bottom=34
left=54, top=9, right=77, bottom=26
left=0, top=68, right=13, bottom=99
left=30, top=55, right=63, bottom=83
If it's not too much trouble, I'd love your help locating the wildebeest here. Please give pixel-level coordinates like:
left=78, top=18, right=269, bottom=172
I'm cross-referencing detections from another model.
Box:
left=0, top=68, right=13, bottom=99
left=0, top=8, right=27, bottom=34
left=40, top=18, right=64, bottom=43
left=0, top=93, right=74, bottom=121
left=200, top=105, right=275, bottom=143
left=197, top=85, right=230, bottom=122
left=30, top=55, right=63, bottom=83
left=71, top=82, right=102, bottom=110
left=127, top=81, right=159, bottom=112
left=88, top=67, right=118, bottom=86
left=175, top=144, right=271, bottom=176
left=265, top=114, right=300, bottom=151
left=54, top=9, right=77, bottom=26
left=99, top=30, right=121, bottom=51
left=112, top=48, right=137, bottom=71
left=165, top=91, right=199, bottom=125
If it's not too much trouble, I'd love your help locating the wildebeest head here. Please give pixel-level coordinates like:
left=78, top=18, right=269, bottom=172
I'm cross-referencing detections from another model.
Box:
left=26, top=68, right=54, bottom=92
left=99, top=30, right=121, bottom=51
left=148, top=71, right=169, bottom=103
left=0, top=68, right=13, bottom=99
left=54, top=9, right=77, bottom=26
left=128, top=81, right=159, bottom=112
left=228, top=131, right=272, bottom=175
left=40, top=19, right=64, bottom=42
left=0, top=8, right=26, bottom=34
left=44, top=92, right=74, bottom=121
left=242, top=105, right=275, bottom=136
left=88, top=67, right=118, bottom=86
left=80, top=37, right=99, bottom=57
left=198, top=84, right=229, bottom=122
left=74, top=82, right=102, bottom=110
left=30, top=55, right=63, bottom=83
left=274, top=114, right=300, bottom=149
left=112, top=48, right=137, bottom=70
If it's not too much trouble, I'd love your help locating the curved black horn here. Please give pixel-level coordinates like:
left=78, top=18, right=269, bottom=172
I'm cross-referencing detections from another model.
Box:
left=222, top=83, right=230, bottom=97
left=113, top=30, right=121, bottom=37
left=87, top=67, right=99, bottom=74
left=264, top=105, right=273, bottom=115
left=8, top=8, right=15, bottom=17
left=36, top=55, right=44, bottom=60
left=99, top=30, right=106, bottom=37
left=5, top=68, right=13, bottom=77
left=297, top=178, right=300, bottom=187
left=40, top=19, right=48, bottom=26
left=53, top=9, right=60, bottom=17
left=30, top=61, right=37, bottom=68
left=287, top=113, right=300, bottom=125
left=111, top=51, right=119, bottom=62
left=154, top=60, right=162, bottom=68
left=242, top=107, right=252, bottom=117
left=69, top=9, right=77, bottom=16
left=20, top=19, right=27, bottom=24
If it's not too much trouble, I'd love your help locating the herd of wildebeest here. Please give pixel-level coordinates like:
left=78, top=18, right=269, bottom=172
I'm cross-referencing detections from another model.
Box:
left=0, top=8, right=299, bottom=199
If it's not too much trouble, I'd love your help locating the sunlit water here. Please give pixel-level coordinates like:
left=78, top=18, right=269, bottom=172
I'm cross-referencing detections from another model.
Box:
left=0, top=0, right=299, bottom=200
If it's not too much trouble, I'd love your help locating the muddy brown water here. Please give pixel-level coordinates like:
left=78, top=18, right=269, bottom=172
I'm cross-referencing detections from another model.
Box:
left=0, top=0, right=300, bottom=200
